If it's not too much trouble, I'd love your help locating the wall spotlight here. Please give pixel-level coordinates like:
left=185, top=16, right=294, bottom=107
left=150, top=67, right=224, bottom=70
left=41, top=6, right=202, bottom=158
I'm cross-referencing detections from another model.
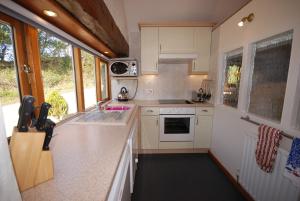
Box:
left=238, top=13, right=254, bottom=27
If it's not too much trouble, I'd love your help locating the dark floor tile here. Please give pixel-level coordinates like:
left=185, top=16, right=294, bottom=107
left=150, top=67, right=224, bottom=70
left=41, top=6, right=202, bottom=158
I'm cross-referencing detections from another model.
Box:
left=131, top=153, right=245, bottom=201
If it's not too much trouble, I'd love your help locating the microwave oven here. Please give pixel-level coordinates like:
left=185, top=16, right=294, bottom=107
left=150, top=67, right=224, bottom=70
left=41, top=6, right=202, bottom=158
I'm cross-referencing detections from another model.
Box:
left=109, top=59, right=138, bottom=77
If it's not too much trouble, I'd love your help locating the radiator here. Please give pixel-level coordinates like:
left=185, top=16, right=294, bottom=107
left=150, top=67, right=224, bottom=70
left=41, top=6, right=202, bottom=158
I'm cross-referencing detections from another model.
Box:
left=239, top=134, right=300, bottom=201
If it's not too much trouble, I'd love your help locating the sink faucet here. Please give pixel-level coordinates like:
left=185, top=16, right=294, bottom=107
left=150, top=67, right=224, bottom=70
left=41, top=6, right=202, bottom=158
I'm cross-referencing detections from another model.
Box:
left=97, top=101, right=106, bottom=110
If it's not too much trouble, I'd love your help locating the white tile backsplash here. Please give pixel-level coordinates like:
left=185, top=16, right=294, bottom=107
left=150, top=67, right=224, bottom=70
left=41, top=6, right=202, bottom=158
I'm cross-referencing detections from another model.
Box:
left=111, top=64, right=206, bottom=100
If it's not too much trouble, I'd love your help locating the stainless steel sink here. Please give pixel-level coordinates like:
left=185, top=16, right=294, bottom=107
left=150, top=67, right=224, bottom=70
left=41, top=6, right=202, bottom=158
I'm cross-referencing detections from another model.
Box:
left=69, top=104, right=134, bottom=125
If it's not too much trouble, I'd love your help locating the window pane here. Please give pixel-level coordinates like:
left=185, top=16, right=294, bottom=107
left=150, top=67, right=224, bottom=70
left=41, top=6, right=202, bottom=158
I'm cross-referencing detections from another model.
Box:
left=248, top=31, right=293, bottom=121
left=0, top=23, right=21, bottom=137
left=100, top=62, right=108, bottom=100
left=81, top=50, right=96, bottom=108
left=223, top=49, right=242, bottom=108
left=38, top=30, right=77, bottom=122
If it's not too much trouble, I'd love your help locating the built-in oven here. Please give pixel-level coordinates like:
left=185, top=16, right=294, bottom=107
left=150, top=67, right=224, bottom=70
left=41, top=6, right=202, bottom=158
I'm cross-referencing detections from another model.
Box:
left=159, top=107, right=195, bottom=142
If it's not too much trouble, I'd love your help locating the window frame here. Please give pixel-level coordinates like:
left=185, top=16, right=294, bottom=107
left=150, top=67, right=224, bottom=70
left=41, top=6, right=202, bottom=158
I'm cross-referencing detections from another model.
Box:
left=96, top=58, right=110, bottom=102
left=80, top=49, right=97, bottom=110
left=246, top=31, right=293, bottom=123
left=0, top=12, right=30, bottom=100
left=221, top=47, right=243, bottom=109
left=0, top=11, right=112, bottom=128
left=38, top=29, right=78, bottom=120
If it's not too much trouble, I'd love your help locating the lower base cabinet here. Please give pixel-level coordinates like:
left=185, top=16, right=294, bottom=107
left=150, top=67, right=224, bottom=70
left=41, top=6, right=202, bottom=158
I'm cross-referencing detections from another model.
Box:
left=141, top=115, right=159, bottom=149
left=120, top=167, right=131, bottom=201
left=140, top=107, right=214, bottom=151
left=194, top=107, right=213, bottom=149
left=107, top=144, right=130, bottom=201
left=108, top=119, right=138, bottom=201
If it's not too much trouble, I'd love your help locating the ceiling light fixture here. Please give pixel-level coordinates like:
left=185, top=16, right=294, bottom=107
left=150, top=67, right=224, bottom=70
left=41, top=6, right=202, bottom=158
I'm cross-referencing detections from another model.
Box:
left=238, top=13, right=254, bottom=27
left=104, top=51, right=109, bottom=54
left=43, top=10, right=58, bottom=17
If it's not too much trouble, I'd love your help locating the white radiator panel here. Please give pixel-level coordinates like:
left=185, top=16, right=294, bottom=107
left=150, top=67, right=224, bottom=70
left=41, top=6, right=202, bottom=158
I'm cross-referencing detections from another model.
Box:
left=240, top=134, right=300, bottom=201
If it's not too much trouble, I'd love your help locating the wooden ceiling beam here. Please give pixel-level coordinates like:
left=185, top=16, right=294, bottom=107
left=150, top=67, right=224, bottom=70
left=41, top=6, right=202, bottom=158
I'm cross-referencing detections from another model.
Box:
left=13, top=0, right=129, bottom=58
left=55, top=0, right=128, bottom=57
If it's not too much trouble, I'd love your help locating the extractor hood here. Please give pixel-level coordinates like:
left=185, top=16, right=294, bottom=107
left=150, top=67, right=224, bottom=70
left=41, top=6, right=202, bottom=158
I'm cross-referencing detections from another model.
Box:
left=158, top=53, right=198, bottom=63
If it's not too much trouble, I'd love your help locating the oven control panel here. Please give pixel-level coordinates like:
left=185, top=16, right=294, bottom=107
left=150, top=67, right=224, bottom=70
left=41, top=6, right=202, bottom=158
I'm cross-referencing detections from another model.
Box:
left=159, top=107, right=196, bottom=115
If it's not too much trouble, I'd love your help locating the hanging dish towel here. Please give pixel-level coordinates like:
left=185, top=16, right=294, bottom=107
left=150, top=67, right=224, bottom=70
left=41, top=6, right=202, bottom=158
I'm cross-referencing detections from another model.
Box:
left=255, top=124, right=282, bottom=173
left=284, top=137, right=300, bottom=187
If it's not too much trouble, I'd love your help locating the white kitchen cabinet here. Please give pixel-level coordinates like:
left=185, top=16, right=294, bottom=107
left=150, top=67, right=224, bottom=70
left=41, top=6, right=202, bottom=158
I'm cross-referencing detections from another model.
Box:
left=107, top=143, right=131, bottom=201
left=194, top=107, right=214, bottom=149
left=128, top=119, right=138, bottom=193
left=108, top=116, right=138, bottom=201
left=141, top=114, right=159, bottom=149
left=191, top=27, right=212, bottom=74
left=159, top=27, right=196, bottom=54
left=141, top=27, right=159, bottom=74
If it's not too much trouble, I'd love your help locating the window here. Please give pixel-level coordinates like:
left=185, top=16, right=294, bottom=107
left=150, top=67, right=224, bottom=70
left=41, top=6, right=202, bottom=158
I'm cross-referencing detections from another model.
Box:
left=81, top=50, right=96, bottom=109
left=0, top=22, right=21, bottom=137
left=100, top=61, right=109, bottom=100
left=38, top=30, right=77, bottom=122
left=222, top=49, right=243, bottom=108
left=248, top=31, right=293, bottom=121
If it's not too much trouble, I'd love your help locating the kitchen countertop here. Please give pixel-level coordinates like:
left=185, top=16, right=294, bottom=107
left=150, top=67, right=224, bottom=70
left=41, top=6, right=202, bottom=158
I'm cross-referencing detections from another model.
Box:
left=129, top=99, right=214, bottom=107
left=21, top=105, right=139, bottom=201
left=20, top=100, right=213, bottom=201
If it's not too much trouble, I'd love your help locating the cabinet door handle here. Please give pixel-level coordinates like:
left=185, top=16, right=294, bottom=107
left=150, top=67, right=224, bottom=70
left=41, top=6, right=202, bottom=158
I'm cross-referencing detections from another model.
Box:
left=193, top=60, right=195, bottom=70
left=147, top=109, right=153, bottom=112
left=159, top=44, right=161, bottom=53
left=202, top=109, right=208, bottom=112
left=156, top=62, right=158, bottom=69
left=156, top=118, right=159, bottom=126
left=196, top=116, right=199, bottom=125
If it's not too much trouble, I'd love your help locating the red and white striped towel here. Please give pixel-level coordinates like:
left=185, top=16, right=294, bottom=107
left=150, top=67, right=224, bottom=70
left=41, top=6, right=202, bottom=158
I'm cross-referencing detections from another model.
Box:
left=255, top=124, right=282, bottom=173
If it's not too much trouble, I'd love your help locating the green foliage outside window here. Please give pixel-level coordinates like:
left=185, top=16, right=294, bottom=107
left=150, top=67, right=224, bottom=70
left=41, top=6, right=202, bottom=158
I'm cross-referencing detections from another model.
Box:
left=0, top=24, right=19, bottom=105
left=46, top=91, right=68, bottom=120
left=227, top=65, right=241, bottom=85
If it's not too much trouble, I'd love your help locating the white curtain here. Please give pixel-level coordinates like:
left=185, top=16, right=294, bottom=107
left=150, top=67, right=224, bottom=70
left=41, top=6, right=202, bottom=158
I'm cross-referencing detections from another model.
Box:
left=0, top=105, right=22, bottom=201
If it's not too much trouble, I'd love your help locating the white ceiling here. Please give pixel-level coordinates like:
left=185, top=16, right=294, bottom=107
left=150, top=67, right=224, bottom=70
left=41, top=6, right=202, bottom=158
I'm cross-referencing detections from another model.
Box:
left=123, top=0, right=251, bottom=32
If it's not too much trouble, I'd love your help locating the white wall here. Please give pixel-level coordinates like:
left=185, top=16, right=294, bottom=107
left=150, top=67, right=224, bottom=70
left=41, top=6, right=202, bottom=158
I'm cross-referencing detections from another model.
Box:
left=0, top=105, right=22, bottom=201
left=104, top=0, right=129, bottom=42
left=210, top=0, right=300, bottom=178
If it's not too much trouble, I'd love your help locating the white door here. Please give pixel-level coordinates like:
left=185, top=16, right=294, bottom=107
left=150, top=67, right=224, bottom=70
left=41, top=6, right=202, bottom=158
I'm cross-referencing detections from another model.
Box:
left=159, top=27, right=196, bottom=54
left=194, top=107, right=213, bottom=148
left=192, top=27, right=212, bottom=73
left=141, top=27, right=159, bottom=74
left=141, top=115, right=159, bottom=149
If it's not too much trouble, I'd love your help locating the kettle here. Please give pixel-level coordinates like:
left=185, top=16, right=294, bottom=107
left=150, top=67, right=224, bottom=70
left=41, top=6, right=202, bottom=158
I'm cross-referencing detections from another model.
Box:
left=117, top=87, right=129, bottom=101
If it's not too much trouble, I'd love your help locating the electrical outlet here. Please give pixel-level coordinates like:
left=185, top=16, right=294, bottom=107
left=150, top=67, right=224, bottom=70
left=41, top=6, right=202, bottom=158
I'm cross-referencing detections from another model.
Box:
left=144, top=89, right=153, bottom=96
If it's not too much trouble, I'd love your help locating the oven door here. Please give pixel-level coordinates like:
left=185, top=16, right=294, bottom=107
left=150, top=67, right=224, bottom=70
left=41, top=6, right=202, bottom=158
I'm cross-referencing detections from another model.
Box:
left=159, top=115, right=195, bottom=142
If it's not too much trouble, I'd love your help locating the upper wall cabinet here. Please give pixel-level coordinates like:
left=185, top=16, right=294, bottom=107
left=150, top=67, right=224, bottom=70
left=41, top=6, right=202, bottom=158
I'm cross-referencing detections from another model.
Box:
left=141, top=27, right=159, bottom=75
left=192, top=27, right=212, bottom=74
left=140, top=25, right=212, bottom=75
left=159, top=27, right=196, bottom=54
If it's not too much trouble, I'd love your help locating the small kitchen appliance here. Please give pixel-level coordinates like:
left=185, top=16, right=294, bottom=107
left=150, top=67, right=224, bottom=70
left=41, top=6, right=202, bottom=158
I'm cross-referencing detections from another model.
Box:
left=117, top=87, right=129, bottom=101
left=109, top=58, right=138, bottom=77
left=192, top=79, right=212, bottom=102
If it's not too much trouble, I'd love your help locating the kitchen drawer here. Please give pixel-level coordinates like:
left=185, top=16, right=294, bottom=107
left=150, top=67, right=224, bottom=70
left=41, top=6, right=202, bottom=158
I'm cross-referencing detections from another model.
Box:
left=141, top=107, right=159, bottom=115
left=196, top=107, right=214, bottom=116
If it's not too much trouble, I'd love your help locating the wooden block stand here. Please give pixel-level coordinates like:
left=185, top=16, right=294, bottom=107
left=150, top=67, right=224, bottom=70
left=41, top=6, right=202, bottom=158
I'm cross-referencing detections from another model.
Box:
left=9, top=127, right=54, bottom=192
